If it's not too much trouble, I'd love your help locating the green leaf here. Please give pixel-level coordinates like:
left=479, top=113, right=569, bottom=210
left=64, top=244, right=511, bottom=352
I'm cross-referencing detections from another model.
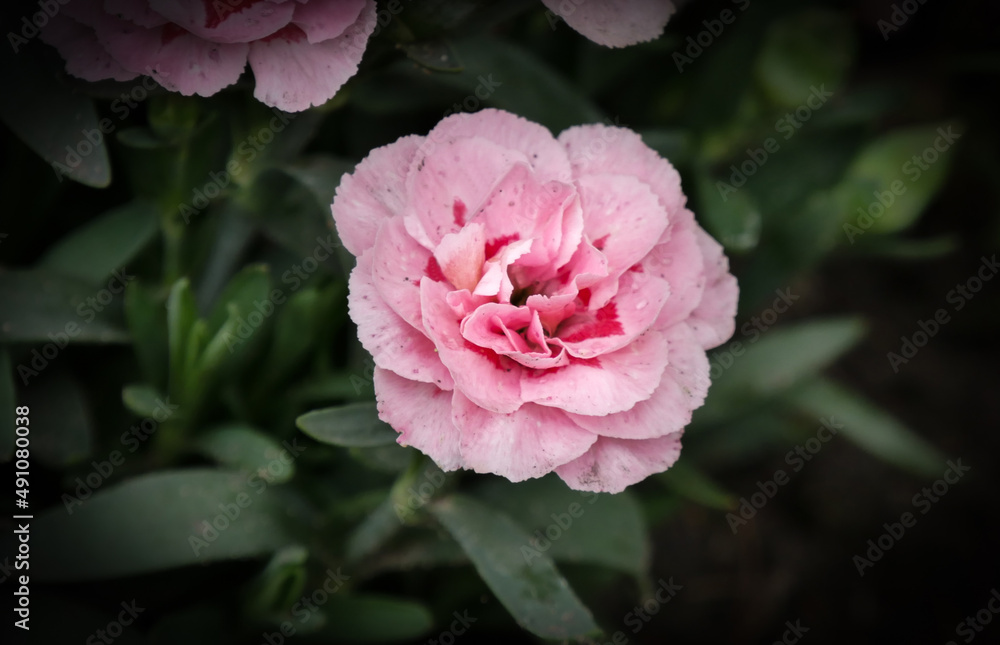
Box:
left=19, top=368, right=91, bottom=467
left=401, top=39, right=464, bottom=72
left=786, top=378, right=943, bottom=476
left=755, top=9, right=855, bottom=108
left=297, top=402, right=399, bottom=448
left=0, top=269, right=129, bottom=344
left=694, top=165, right=762, bottom=252
left=244, top=545, right=309, bottom=618
left=0, top=348, right=15, bottom=461
left=346, top=498, right=403, bottom=564
left=702, top=317, right=867, bottom=423
left=196, top=424, right=296, bottom=484
left=660, top=461, right=735, bottom=511
left=124, top=280, right=169, bottom=390
left=205, top=264, right=271, bottom=338
left=838, top=124, right=958, bottom=234
left=122, top=383, right=169, bottom=418
left=0, top=50, right=111, bottom=187
left=441, top=36, right=603, bottom=133
left=429, top=494, right=598, bottom=640
left=35, top=469, right=296, bottom=581
left=301, top=595, right=434, bottom=643
left=474, top=476, right=649, bottom=576
left=167, top=278, right=198, bottom=397
left=39, top=200, right=159, bottom=284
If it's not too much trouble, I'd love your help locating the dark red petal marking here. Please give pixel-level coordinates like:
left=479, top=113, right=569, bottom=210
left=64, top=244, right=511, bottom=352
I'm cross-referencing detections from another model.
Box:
left=452, top=198, right=467, bottom=227
left=577, top=288, right=592, bottom=308
left=202, top=0, right=270, bottom=29
left=629, top=263, right=644, bottom=273
left=463, top=340, right=506, bottom=370
left=161, top=23, right=187, bottom=45
left=592, top=234, right=609, bottom=251
left=559, top=302, right=625, bottom=343
left=484, top=234, right=520, bottom=260
left=425, top=257, right=447, bottom=283
left=260, top=23, right=307, bottom=43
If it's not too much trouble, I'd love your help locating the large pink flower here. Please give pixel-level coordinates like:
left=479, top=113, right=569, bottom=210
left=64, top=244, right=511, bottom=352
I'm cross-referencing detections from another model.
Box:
left=332, top=109, right=737, bottom=493
left=541, top=0, right=675, bottom=48
left=40, top=0, right=376, bottom=112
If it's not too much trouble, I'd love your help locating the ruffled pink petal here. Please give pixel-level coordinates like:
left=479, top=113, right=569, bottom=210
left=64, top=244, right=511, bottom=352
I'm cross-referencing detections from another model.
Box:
left=687, top=227, right=739, bottom=349
left=420, top=280, right=523, bottom=414
left=104, top=0, right=168, bottom=28
left=435, top=222, right=486, bottom=293
left=648, top=209, right=707, bottom=330
left=371, top=216, right=432, bottom=330
left=568, top=323, right=710, bottom=439
left=248, top=10, right=374, bottom=112
left=424, top=109, right=572, bottom=182
left=349, top=252, right=454, bottom=389
left=556, top=433, right=683, bottom=493
left=147, top=0, right=295, bottom=43
left=559, top=125, right=685, bottom=219
left=474, top=238, right=532, bottom=303
left=40, top=13, right=137, bottom=82
left=405, top=137, right=528, bottom=249
left=452, top=392, right=596, bottom=482
left=292, top=0, right=367, bottom=44
left=553, top=268, right=668, bottom=359
left=520, top=329, right=668, bottom=415
left=542, top=0, right=675, bottom=48
left=332, top=134, right=423, bottom=256
left=375, top=369, right=464, bottom=471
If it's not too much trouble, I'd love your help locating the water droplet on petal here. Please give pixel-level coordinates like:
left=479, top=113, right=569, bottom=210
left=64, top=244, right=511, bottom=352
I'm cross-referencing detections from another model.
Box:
left=636, top=300, right=648, bottom=310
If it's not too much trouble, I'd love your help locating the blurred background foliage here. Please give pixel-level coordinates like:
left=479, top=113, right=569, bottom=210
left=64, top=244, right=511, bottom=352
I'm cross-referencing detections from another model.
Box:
left=0, top=0, right=997, bottom=643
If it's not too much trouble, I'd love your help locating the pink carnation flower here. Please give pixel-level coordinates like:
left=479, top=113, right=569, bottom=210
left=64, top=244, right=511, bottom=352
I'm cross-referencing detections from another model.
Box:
left=40, top=0, right=377, bottom=112
left=332, top=109, right=737, bottom=493
left=541, top=0, right=675, bottom=48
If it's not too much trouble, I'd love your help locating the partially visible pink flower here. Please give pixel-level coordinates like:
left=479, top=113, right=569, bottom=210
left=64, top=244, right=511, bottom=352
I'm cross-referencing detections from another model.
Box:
left=40, top=0, right=377, bottom=112
left=541, top=0, right=675, bottom=48
left=332, top=109, right=738, bottom=493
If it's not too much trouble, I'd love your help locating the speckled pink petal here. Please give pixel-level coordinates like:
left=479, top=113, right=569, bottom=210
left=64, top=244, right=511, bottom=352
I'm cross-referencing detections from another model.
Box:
left=332, top=134, right=423, bottom=257
left=40, top=13, right=137, bottom=82
left=687, top=227, right=739, bottom=349
left=568, top=322, right=710, bottom=439
left=349, top=252, right=454, bottom=390
left=453, top=392, right=596, bottom=482
left=248, top=12, right=374, bottom=112
left=291, top=0, right=367, bottom=44
left=104, top=0, right=168, bottom=28
left=556, top=433, right=683, bottom=493
left=542, top=0, right=675, bottom=48
left=375, top=369, right=464, bottom=472
left=147, top=0, right=295, bottom=43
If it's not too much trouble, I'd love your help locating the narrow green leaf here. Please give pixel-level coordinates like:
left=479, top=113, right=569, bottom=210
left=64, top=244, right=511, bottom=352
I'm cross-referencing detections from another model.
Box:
left=302, top=595, right=434, bottom=643
left=166, top=278, right=198, bottom=397
left=19, top=368, right=91, bottom=467
left=787, top=377, right=943, bottom=476
left=196, top=424, right=296, bottom=484
left=40, top=200, right=158, bottom=284
left=0, top=50, right=111, bottom=187
left=122, top=384, right=168, bottom=418
left=660, top=461, right=735, bottom=511
left=124, top=280, right=169, bottom=390
left=694, top=165, right=762, bottom=252
left=429, top=494, right=598, bottom=640
left=475, top=476, right=649, bottom=576
left=205, top=264, right=271, bottom=338
left=297, top=402, right=399, bottom=448
left=35, top=469, right=296, bottom=581
left=0, top=269, right=129, bottom=343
